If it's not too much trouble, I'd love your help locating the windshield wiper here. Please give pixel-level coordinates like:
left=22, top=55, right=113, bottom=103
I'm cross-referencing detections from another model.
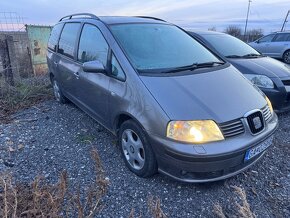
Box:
left=225, top=55, right=243, bottom=58
left=160, top=61, right=224, bottom=74
left=242, top=53, right=264, bottom=58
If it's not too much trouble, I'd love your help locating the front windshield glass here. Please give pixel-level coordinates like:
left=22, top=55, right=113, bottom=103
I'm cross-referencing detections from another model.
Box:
left=202, top=34, right=261, bottom=57
left=110, top=24, right=221, bottom=71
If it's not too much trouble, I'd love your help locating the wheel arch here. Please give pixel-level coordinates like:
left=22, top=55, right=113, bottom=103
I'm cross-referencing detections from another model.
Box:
left=114, top=112, right=146, bottom=135
left=283, top=48, right=290, bottom=56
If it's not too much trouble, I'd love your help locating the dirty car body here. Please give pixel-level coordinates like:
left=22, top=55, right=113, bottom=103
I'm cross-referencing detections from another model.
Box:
left=47, top=14, right=278, bottom=182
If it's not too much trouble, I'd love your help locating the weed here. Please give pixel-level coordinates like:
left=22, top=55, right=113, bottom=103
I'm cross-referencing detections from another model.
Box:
left=0, top=75, right=52, bottom=123
left=148, top=196, right=167, bottom=218
left=213, top=185, right=256, bottom=218
left=0, top=148, right=108, bottom=217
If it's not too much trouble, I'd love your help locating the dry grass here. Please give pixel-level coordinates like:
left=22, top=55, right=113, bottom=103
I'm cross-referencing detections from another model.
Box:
left=0, top=75, right=52, bottom=122
left=213, top=203, right=226, bottom=218
left=148, top=196, right=167, bottom=218
left=232, top=186, right=255, bottom=218
left=213, top=185, right=256, bottom=218
left=0, top=148, right=109, bottom=217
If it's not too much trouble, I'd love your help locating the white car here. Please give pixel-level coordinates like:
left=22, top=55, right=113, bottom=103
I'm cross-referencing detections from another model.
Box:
left=249, top=32, right=290, bottom=64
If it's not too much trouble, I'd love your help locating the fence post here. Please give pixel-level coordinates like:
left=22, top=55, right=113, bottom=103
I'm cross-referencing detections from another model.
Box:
left=0, top=35, right=14, bottom=86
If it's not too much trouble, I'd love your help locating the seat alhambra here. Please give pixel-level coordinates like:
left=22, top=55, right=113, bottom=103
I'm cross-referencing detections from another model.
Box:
left=47, top=14, right=278, bottom=182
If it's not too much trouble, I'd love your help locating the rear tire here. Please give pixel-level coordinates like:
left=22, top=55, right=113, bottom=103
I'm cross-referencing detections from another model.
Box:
left=282, top=50, right=290, bottom=64
left=52, top=78, right=68, bottom=104
left=118, top=120, right=158, bottom=177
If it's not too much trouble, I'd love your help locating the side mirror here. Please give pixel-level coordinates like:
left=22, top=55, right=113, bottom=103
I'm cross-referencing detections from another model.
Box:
left=83, top=60, right=106, bottom=73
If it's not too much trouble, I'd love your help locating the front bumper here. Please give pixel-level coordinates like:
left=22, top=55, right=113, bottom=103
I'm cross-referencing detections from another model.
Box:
left=149, top=113, right=278, bottom=183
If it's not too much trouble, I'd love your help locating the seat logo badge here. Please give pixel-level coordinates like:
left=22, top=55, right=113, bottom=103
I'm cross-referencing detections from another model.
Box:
left=253, top=117, right=262, bottom=129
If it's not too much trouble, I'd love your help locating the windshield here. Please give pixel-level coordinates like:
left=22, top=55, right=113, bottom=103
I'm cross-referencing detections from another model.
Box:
left=110, top=24, right=221, bottom=72
left=202, top=34, right=261, bottom=57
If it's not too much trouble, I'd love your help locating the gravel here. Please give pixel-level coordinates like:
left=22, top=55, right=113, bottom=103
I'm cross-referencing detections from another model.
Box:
left=0, top=100, right=289, bottom=217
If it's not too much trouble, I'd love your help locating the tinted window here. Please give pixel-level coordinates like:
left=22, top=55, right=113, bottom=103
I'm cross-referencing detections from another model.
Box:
left=259, top=34, right=275, bottom=43
left=111, top=54, right=125, bottom=80
left=273, top=33, right=290, bottom=42
left=78, top=24, right=108, bottom=66
left=202, top=34, right=260, bottom=57
left=58, top=23, right=80, bottom=58
left=48, top=23, right=63, bottom=51
left=110, top=24, right=221, bottom=72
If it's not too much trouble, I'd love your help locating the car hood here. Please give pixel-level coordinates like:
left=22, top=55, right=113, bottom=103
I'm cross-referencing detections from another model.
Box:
left=228, top=56, right=290, bottom=79
left=140, top=65, right=266, bottom=123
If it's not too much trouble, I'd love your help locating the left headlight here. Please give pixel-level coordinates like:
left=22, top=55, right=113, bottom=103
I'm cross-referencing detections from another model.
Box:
left=244, top=74, right=274, bottom=89
left=167, top=120, right=224, bottom=144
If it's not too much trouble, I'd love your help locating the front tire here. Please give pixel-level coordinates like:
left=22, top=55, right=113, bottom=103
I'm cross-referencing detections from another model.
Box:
left=52, top=79, right=68, bottom=104
left=282, top=50, right=290, bottom=64
left=118, top=120, right=158, bottom=177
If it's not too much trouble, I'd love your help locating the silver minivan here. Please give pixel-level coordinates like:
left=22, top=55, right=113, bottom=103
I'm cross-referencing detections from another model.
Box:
left=47, top=14, right=278, bottom=182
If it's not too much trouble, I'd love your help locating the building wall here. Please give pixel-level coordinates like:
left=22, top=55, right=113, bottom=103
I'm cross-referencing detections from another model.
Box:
left=0, top=31, right=33, bottom=78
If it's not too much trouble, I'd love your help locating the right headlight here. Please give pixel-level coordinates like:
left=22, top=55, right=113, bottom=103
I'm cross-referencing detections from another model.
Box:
left=166, top=120, right=224, bottom=144
left=244, top=74, right=274, bottom=89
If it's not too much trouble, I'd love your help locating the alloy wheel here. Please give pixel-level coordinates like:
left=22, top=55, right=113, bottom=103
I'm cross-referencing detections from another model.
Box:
left=121, top=129, right=145, bottom=170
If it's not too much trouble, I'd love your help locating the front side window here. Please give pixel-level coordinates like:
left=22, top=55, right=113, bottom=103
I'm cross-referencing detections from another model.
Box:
left=110, top=24, right=221, bottom=72
left=259, top=34, right=275, bottom=43
left=78, top=24, right=109, bottom=66
left=111, top=54, right=125, bottom=80
left=202, top=34, right=260, bottom=57
left=48, top=23, right=63, bottom=51
left=58, top=23, right=80, bottom=58
left=273, top=33, right=290, bottom=42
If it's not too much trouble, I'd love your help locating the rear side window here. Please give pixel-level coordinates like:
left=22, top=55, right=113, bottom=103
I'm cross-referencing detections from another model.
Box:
left=58, top=23, right=80, bottom=58
left=273, top=33, right=290, bottom=42
left=48, top=23, right=63, bottom=51
left=78, top=24, right=109, bottom=66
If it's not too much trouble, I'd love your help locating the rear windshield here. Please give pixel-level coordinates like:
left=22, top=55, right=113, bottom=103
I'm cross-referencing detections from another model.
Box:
left=202, top=34, right=260, bottom=57
left=110, top=24, right=221, bottom=72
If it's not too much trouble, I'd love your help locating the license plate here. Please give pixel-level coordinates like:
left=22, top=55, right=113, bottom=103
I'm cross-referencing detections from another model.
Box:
left=244, top=136, right=274, bottom=161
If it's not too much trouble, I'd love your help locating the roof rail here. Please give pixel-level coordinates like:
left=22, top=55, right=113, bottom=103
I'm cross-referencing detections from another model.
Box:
left=59, top=13, right=99, bottom=21
left=135, top=16, right=166, bottom=22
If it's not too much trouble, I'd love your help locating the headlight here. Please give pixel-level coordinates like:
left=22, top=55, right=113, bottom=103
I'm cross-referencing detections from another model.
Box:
left=265, top=96, right=273, bottom=114
left=167, top=120, right=224, bottom=144
left=244, top=74, right=274, bottom=88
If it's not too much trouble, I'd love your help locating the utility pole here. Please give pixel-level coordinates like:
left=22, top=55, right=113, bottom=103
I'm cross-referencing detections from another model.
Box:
left=281, top=10, right=290, bottom=32
left=244, top=0, right=252, bottom=42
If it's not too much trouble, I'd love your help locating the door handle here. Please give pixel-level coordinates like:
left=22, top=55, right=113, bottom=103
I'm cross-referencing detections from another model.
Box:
left=53, top=61, right=58, bottom=66
left=74, top=72, right=80, bottom=79
left=111, top=91, right=116, bottom=96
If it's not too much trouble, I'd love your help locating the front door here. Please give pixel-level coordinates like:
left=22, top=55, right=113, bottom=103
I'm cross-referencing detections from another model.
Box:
left=254, top=33, right=276, bottom=55
left=76, top=23, right=111, bottom=125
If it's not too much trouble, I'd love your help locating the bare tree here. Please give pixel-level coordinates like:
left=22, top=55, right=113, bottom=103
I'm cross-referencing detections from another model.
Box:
left=247, top=28, right=264, bottom=42
left=208, top=26, right=217, bottom=31
left=224, top=25, right=242, bottom=39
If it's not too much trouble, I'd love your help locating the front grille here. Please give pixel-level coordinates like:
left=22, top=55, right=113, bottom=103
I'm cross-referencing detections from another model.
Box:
left=219, top=119, right=245, bottom=138
left=282, top=80, right=290, bottom=86
left=261, top=105, right=272, bottom=122
left=247, top=111, right=264, bottom=134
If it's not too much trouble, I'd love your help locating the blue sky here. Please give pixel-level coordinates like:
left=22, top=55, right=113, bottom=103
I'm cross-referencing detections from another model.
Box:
left=0, top=0, right=289, bottom=33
